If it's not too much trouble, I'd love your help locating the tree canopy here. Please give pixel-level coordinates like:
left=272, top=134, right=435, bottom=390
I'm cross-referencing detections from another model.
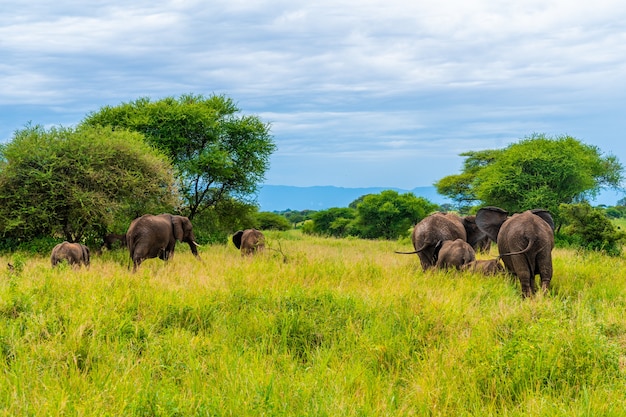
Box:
left=0, top=124, right=176, bottom=243
left=82, top=93, right=276, bottom=219
left=305, top=190, right=439, bottom=239
left=435, top=134, right=624, bottom=219
left=351, top=190, right=438, bottom=239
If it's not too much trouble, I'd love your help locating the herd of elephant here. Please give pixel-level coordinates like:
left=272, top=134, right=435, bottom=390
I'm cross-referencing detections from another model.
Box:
left=50, top=206, right=554, bottom=298
left=50, top=213, right=266, bottom=272
left=396, top=206, right=555, bottom=297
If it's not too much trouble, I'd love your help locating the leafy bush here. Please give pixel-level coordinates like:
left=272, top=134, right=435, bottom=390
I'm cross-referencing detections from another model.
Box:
left=0, top=236, right=63, bottom=255
left=300, top=220, right=315, bottom=235
left=560, top=202, right=626, bottom=255
left=310, top=207, right=357, bottom=237
left=306, top=190, right=439, bottom=239
left=0, top=124, right=176, bottom=243
left=255, top=212, right=291, bottom=231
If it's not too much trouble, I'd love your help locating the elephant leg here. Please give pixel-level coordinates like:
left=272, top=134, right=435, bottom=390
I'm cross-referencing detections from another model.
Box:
left=417, top=253, right=429, bottom=270
left=419, top=248, right=438, bottom=271
left=418, top=252, right=435, bottom=271
left=132, top=257, right=142, bottom=272
left=518, top=274, right=533, bottom=298
left=530, top=275, right=538, bottom=294
left=537, top=256, right=553, bottom=294
left=508, top=256, right=533, bottom=297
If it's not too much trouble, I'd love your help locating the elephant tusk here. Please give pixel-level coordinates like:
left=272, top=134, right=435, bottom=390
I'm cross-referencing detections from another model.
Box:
left=192, top=241, right=202, bottom=247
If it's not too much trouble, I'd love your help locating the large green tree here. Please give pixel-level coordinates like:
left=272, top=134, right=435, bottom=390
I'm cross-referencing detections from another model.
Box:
left=0, top=124, right=177, bottom=243
left=82, top=94, right=276, bottom=219
left=435, top=134, right=623, bottom=220
left=435, top=149, right=503, bottom=213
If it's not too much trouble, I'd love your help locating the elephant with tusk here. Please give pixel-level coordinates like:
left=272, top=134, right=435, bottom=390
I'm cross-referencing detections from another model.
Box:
left=126, top=213, right=201, bottom=272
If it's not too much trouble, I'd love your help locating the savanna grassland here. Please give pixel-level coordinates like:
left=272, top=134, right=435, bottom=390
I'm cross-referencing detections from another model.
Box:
left=2, top=230, right=626, bottom=416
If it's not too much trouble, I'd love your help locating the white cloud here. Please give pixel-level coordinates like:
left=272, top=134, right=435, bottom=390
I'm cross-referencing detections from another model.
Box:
left=1, top=0, right=626, bottom=188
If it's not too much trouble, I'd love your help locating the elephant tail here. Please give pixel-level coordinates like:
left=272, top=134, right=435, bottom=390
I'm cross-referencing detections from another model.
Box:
left=497, top=239, right=538, bottom=258
left=395, top=241, right=430, bottom=255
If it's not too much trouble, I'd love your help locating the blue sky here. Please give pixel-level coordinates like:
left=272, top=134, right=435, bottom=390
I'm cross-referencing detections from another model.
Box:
left=2, top=0, right=626, bottom=194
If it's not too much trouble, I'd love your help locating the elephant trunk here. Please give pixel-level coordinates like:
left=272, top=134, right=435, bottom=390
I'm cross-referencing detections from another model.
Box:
left=189, top=240, right=201, bottom=259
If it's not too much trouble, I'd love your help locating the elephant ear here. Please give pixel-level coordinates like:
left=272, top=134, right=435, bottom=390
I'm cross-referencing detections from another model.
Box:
left=475, top=206, right=509, bottom=243
left=81, top=245, right=90, bottom=264
left=232, top=230, right=244, bottom=249
left=171, top=215, right=185, bottom=241
left=461, top=215, right=487, bottom=248
left=531, top=209, right=555, bottom=232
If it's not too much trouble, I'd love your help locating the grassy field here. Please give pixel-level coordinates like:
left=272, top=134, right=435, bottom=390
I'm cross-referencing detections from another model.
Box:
left=1, top=230, right=626, bottom=416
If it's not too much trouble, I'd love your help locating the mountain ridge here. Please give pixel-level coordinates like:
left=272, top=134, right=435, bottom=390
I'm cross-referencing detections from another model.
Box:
left=256, top=185, right=451, bottom=212
left=256, top=184, right=623, bottom=212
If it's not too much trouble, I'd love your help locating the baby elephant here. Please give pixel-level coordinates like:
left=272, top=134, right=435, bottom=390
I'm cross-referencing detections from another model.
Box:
left=232, top=229, right=265, bottom=256
left=435, top=238, right=476, bottom=270
left=51, top=242, right=90, bottom=268
left=461, top=259, right=505, bottom=276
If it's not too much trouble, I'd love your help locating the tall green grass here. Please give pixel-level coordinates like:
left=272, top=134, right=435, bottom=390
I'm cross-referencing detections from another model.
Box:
left=1, top=231, right=626, bottom=415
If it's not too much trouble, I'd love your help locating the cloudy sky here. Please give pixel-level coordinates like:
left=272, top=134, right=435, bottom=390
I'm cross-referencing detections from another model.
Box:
left=2, top=0, right=626, bottom=192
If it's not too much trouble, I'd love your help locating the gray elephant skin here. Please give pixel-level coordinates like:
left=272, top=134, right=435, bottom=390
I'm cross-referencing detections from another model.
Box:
left=126, top=214, right=200, bottom=271
left=51, top=241, right=90, bottom=268
left=103, top=233, right=126, bottom=250
left=461, top=259, right=505, bottom=276
left=397, top=212, right=488, bottom=270
left=232, top=229, right=265, bottom=256
left=475, top=206, right=555, bottom=297
left=434, top=238, right=476, bottom=270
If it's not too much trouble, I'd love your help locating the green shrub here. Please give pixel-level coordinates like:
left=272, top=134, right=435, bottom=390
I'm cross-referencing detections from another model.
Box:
left=560, top=202, right=626, bottom=255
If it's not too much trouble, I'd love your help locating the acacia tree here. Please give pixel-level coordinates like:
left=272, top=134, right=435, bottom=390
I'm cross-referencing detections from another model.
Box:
left=82, top=94, right=276, bottom=220
left=0, top=124, right=177, bottom=243
left=435, top=149, right=503, bottom=213
left=435, top=134, right=624, bottom=222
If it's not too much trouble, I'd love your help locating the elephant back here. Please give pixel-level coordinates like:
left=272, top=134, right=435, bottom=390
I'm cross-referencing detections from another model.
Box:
left=412, top=212, right=466, bottom=250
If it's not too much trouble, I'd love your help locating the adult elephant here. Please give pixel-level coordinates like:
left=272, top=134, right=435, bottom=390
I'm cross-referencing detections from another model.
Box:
left=232, top=229, right=265, bottom=256
left=397, top=212, right=487, bottom=270
left=434, top=238, right=476, bottom=270
left=51, top=242, right=90, bottom=268
left=126, top=214, right=200, bottom=272
left=475, top=206, right=555, bottom=297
